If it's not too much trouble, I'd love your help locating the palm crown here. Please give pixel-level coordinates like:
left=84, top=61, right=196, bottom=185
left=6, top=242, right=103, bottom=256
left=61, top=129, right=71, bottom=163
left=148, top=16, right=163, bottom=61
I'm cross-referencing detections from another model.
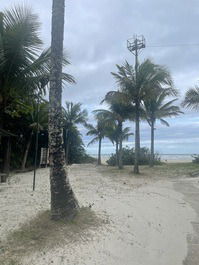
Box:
left=182, top=86, right=199, bottom=110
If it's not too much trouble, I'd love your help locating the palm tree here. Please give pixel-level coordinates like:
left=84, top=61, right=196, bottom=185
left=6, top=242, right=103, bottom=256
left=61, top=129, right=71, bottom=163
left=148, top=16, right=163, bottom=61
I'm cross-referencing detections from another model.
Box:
left=49, top=0, right=79, bottom=220
left=182, top=86, right=199, bottom=110
left=0, top=6, right=51, bottom=174
left=63, top=102, right=88, bottom=164
left=95, top=91, right=134, bottom=169
left=106, top=124, right=133, bottom=167
left=0, top=6, right=51, bottom=123
left=21, top=101, right=48, bottom=170
left=86, top=117, right=109, bottom=165
left=143, top=90, right=182, bottom=167
left=111, top=59, right=175, bottom=173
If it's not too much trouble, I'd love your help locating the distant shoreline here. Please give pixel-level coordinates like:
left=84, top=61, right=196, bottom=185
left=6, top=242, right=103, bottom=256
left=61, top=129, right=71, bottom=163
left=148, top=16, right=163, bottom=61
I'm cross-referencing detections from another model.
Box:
left=88, top=153, right=196, bottom=163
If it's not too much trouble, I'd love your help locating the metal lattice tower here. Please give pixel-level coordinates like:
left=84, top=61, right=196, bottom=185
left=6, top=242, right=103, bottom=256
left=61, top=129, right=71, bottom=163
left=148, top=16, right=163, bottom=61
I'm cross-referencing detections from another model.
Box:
left=127, top=35, right=146, bottom=55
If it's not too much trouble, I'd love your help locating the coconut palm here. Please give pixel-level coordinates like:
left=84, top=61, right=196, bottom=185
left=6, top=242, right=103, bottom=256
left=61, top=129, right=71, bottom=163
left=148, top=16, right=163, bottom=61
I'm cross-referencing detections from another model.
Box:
left=95, top=91, right=134, bottom=169
left=111, top=59, right=175, bottom=173
left=106, top=124, right=133, bottom=167
left=143, top=90, right=182, bottom=167
left=49, top=0, right=79, bottom=220
left=0, top=6, right=51, bottom=123
left=21, top=101, right=48, bottom=170
left=86, top=117, right=109, bottom=165
left=63, top=102, right=88, bottom=164
left=182, top=86, right=199, bottom=110
left=0, top=6, right=52, bottom=174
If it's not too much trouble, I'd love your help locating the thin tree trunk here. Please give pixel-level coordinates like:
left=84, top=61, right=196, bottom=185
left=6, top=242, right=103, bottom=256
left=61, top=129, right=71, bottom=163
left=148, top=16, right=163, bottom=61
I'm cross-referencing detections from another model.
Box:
left=49, top=0, right=79, bottom=220
left=98, top=137, right=102, bottom=165
left=3, top=136, right=11, bottom=176
left=65, top=140, right=69, bottom=165
left=115, top=140, right=119, bottom=167
left=150, top=120, right=155, bottom=167
left=118, top=122, right=123, bottom=169
left=21, top=131, right=33, bottom=170
left=134, top=100, right=140, bottom=174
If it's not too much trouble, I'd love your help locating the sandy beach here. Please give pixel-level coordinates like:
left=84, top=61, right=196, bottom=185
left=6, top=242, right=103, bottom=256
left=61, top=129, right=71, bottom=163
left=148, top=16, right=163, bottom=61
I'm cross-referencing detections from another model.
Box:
left=0, top=164, right=199, bottom=265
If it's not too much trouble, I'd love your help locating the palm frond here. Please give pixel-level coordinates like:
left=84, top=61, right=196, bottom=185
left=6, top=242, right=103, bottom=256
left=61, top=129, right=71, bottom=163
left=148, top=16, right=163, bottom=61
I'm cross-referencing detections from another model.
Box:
left=182, top=86, right=199, bottom=110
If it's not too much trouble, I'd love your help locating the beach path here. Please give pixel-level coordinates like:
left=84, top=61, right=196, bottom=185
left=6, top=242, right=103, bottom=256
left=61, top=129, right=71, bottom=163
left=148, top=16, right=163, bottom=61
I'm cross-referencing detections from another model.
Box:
left=0, top=164, right=198, bottom=265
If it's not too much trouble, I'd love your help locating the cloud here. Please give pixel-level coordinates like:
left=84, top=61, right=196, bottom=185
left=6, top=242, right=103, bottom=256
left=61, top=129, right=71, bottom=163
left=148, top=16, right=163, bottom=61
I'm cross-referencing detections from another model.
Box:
left=1, top=0, right=199, bottom=153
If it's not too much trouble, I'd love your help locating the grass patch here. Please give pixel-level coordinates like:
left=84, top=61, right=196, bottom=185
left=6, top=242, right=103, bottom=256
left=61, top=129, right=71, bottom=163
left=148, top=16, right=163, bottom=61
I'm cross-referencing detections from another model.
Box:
left=0, top=207, right=107, bottom=265
left=99, top=163, right=199, bottom=179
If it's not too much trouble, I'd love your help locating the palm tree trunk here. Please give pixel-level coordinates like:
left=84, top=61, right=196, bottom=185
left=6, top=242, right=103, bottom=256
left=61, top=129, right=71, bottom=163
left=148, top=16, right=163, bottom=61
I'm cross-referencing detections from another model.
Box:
left=49, top=0, right=79, bottom=220
left=115, top=140, right=119, bottom=166
left=134, top=99, right=140, bottom=174
left=118, top=122, right=123, bottom=169
left=98, top=137, right=102, bottom=165
left=21, top=131, right=33, bottom=170
left=150, top=121, right=155, bottom=167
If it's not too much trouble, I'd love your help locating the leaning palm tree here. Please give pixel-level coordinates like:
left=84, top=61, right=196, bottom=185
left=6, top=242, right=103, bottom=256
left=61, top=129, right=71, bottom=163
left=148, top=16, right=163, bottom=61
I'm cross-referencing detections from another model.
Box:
left=49, top=0, right=79, bottom=220
left=63, top=102, right=88, bottom=164
left=182, top=86, right=199, bottom=110
left=143, top=90, right=182, bottom=167
left=86, top=117, right=109, bottom=165
left=111, top=59, right=176, bottom=173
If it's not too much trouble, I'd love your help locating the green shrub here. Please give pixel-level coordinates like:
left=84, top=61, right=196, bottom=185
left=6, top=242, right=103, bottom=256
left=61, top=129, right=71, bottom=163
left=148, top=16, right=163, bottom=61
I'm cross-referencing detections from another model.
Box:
left=192, top=155, right=199, bottom=163
left=106, top=146, right=161, bottom=166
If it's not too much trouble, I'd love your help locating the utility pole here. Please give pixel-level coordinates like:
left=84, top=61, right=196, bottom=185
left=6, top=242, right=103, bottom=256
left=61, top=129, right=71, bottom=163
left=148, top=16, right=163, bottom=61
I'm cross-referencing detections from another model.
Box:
left=127, top=35, right=146, bottom=173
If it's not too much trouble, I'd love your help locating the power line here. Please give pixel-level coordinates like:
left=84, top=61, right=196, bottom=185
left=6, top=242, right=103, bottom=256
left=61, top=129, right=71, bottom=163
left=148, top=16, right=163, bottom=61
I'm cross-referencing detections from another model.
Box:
left=147, top=43, right=199, bottom=48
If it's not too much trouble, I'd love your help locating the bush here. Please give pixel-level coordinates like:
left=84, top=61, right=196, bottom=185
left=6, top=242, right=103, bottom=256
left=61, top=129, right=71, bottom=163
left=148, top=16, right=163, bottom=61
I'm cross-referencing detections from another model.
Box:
left=192, top=155, right=199, bottom=163
left=106, top=146, right=161, bottom=166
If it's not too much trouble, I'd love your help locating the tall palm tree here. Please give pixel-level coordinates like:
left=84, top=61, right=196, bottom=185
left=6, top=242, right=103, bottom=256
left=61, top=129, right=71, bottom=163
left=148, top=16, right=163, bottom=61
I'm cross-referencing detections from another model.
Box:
left=111, top=59, right=175, bottom=173
left=182, top=86, right=199, bottom=110
left=49, top=0, right=79, bottom=220
left=63, top=102, right=88, bottom=164
left=86, top=117, right=109, bottom=165
left=143, top=90, right=182, bottom=167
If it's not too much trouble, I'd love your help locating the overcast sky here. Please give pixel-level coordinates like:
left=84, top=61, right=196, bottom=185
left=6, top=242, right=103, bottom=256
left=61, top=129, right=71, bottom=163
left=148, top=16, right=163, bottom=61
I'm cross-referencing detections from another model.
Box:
left=1, top=0, right=199, bottom=154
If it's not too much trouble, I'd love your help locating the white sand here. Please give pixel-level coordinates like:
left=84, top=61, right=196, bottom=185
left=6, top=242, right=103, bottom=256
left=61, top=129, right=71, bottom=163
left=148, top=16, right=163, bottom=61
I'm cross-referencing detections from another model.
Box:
left=0, top=164, right=196, bottom=265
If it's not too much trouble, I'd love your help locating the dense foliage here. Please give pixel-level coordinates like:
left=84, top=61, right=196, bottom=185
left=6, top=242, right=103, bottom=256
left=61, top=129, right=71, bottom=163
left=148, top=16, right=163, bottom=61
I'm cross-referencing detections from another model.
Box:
left=63, top=125, right=96, bottom=165
left=106, top=147, right=161, bottom=166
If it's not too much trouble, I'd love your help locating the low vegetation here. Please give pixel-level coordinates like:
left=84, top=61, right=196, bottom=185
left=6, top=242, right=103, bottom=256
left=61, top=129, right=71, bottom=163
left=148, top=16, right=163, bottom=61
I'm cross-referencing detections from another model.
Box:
left=107, top=147, right=161, bottom=166
left=0, top=208, right=108, bottom=265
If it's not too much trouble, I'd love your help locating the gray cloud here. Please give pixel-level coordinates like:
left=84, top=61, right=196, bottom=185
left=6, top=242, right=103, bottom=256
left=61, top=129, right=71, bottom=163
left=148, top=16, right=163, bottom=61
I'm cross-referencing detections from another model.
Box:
left=1, top=0, right=199, bottom=153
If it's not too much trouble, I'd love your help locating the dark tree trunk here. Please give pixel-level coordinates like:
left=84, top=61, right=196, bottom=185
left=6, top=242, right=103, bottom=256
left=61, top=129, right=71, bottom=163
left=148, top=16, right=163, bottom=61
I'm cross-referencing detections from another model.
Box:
left=118, top=122, right=123, bottom=169
left=3, top=136, right=11, bottom=175
left=21, top=131, right=33, bottom=170
left=65, top=139, right=69, bottom=165
left=49, top=0, right=79, bottom=220
left=134, top=99, right=140, bottom=174
left=115, top=140, right=119, bottom=167
left=150, top=120, right=155, bottom=167
left=98, top=137, right=102, bottom=165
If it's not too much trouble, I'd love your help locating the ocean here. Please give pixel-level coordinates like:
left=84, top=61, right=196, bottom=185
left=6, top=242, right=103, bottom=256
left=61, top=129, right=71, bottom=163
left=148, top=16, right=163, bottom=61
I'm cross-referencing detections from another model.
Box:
left=89, top=153, right=195, bottom=163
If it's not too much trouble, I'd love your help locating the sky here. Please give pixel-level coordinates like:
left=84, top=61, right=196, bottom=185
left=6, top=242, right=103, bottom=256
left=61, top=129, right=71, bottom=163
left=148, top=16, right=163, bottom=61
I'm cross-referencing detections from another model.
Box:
left=1, top=0, right=199, bottom=154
